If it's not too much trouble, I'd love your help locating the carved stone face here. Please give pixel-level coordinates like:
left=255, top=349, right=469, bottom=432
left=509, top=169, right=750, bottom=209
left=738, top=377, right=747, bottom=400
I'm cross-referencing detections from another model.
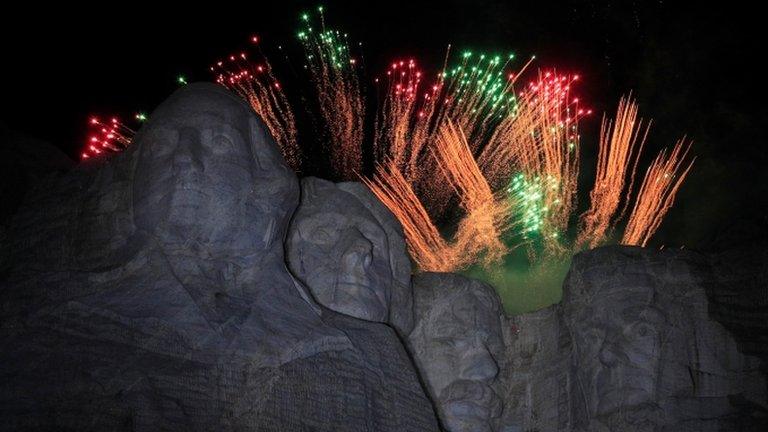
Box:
left=132, top=84, right=295, bottom=260
left=570, top=286, right=666, bottom=417
left=410, top=275, right=503, bottom=432
left=561, top=247, right=767, bottom=430
left=287, top=179, right=391, bottom=322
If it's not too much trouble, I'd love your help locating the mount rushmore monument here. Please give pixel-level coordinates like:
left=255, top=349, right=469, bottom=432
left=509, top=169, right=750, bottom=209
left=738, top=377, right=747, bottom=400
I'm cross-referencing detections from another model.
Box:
left=1, top=84, right=766, bottom=431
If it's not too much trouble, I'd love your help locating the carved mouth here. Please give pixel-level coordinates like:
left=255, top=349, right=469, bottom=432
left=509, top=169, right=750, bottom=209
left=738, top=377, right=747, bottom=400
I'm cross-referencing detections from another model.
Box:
left=596, top=387, right=653, bottom=415
left=439, top=381, right=501, bottom=423
left=335, top=281, right=386, bottom=317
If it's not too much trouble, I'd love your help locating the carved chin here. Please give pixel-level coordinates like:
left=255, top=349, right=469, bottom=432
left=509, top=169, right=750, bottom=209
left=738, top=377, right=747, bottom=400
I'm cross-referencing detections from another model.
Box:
left=441, top=400, right=495, bottom=432
left=595, top=387, right=653, bottom=415
left=439, top=381, right=501, bottom=432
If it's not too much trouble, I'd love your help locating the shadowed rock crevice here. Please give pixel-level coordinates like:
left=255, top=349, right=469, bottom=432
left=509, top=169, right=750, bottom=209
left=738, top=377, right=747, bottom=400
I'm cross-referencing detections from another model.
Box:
left=2, top=83, right=765, bottom=432
left=0, top=83, right=439, bottom=431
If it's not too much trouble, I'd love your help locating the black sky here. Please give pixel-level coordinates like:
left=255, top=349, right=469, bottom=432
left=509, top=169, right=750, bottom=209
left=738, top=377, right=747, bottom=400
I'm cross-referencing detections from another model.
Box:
left=1, top=1, right=765, bottom=249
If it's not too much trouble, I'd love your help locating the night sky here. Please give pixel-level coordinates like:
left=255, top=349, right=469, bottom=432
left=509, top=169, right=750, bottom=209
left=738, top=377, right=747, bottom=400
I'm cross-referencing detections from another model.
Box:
left=2, top=1, right=764, bottom=250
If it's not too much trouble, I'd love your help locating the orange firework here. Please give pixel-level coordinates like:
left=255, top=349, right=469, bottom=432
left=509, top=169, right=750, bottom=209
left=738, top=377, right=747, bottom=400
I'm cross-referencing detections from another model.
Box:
left=576, top=96, right=649, bottom=249
left=363, top=161, right=456, bottom=272
left=498, top=71, right=585, bottom=255
left=298, top=10, right=365, bottom=180
left=433, top=121, right=512, bottom=265
left=212, top=42, right=300, bottom=171
left=364, top=122, right=516, bottom=272
left=373, top=58, right=439, bottom=179
left=622, top=138, right=694, bottom=247
left=373, top=51, right=534, bottom=219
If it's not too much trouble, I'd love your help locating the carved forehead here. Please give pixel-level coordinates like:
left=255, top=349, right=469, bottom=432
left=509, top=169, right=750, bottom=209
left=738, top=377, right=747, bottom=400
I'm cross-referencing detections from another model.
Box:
left=299, top=178, right=371, bottom=215
left=416, top=283, right=500, bottom=324
left=147, top=83, right=254, bottom=125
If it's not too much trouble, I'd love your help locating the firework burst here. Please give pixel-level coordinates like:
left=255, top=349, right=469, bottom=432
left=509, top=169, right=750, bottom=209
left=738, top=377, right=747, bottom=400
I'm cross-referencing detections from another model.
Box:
left=500, top=71, right=588, bottom=255
left=81, top=115, right=142, bottom=160
left=363, top=161, right=455, bottom=271
left=622, top=138, right=694, bottom=247
left=433, top=121, right=512, bottom=266
left=373, top=50, right=535, bottom=218
left=298, top=6, right=365, bottom=180
left=212, top=36, right=300, bottom=170
left=576, top=96, right=649, bottom=249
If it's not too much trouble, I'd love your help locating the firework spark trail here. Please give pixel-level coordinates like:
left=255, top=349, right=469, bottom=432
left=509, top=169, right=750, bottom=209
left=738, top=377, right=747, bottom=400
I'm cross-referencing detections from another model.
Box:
left=622, top=138, right=694, bottom=247
left=364, top=122, right=515, bottom=272
left=433, top=121, right=512, bottom=266
left=373, top=50, right=532, bottom=220
left=81, top=115, right=141, bottom=160
left=496, top=71, right=587, bottom=255
left=298, top=7, right=365, bottom=180
left=212, top=38, right=300, bottom=170
left=373, top=57, right=448, bottom=217
left=363, top=161, right=457, bottom=272
left=575, top=96, right=649, bottom=249
left=373, top=59, right=428, bottom=171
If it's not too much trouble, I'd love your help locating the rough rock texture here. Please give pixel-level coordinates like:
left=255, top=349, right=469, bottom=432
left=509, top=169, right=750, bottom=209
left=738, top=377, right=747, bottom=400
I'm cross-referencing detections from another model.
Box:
left=498, top=246, right=768, bottom=432
left=2, top=83, right=765, bottom=432
left=0, top=84, right=439, bottom=431
left=409, top=273, right=505, bottom=432
left=704, top=229, right=768, bottom=367
left=0, top=123, right=74, bottom=224
left=286, top=177, right=414, bottom=335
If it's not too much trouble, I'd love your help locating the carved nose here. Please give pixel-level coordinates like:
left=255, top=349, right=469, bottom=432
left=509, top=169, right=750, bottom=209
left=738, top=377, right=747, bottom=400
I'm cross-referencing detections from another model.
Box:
left=598, top=342, right=626, bottom=367
left=460, top=344, right=498, bottom=381
left=173, top=127, right=205, bottom=172
left=342, top=238, right=373, bottom=271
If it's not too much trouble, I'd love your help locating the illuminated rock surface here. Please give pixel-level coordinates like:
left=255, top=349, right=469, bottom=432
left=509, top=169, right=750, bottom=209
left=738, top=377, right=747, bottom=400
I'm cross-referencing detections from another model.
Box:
left=1, top=84, right=765, bottom=432
left=0, top=84, right=438, bottom=431
left=498, top=246, right=768, bottom=432
left=286, top=177, right=414, bottom=335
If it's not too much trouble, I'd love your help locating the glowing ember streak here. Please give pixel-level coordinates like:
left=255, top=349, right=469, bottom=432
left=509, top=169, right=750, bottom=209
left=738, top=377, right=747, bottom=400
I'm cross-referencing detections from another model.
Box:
left=363, top=161, right=455, bottom=272
left=433, top=122, right=511, bottom=266
left=212, top=37, right=300, bottom=171
left=373, top=58, right=428, bottom=173
left=374, top=50, right=531, bottom=218
left=298, top=7, right=364, bottom=180
left=498, top=70, right=587, bottom=255
left=81, top=115, right=138, bottom=160
left=576, top=96, right=649, bottom=249
left=622, top=138, right=694, bottom=247
left=364, top=123, right=515, bottom=272
left=506, top=172, right=556, bottom=238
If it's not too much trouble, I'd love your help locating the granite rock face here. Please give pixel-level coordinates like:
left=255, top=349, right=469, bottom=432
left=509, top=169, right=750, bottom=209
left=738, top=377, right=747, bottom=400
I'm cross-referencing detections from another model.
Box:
left=0, top=84, right=439, bottom=431
left=409, top=273, right=505, bottom=432
left=0, top=124, right=75, bottom=225
left=498, top=246, right=768, bottom=432
left=1, top=82, right=765, bottom=432
left=286, top=177, right=414, bottom=335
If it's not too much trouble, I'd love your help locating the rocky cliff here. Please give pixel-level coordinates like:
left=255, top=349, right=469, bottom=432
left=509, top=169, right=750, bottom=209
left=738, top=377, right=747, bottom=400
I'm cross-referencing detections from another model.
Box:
left=1, top=84, right=765, bottom=431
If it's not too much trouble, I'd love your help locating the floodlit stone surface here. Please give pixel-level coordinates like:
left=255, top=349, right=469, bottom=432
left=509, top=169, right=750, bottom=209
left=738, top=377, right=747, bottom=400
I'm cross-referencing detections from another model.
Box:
left=409, top=272, right=505, bottom=432
left=497, top=245, right=767, bottom=432
left=0, top=84, right=438, bottom=431
left=286, top=177, right=414, bottom=335
left=1, top=84, right=765, bottom=432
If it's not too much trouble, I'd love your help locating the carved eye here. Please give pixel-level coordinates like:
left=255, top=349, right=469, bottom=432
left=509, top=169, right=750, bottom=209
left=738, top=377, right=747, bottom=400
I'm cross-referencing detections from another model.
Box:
left=211, top=135, right=234, bottom=155
left=635, top=324, right=654, bottom=338
left=311, top=228, right=333, bottom=244
left=436, top=338, right=459, bottom=350
left=582, top=328, right=604, bottom=350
